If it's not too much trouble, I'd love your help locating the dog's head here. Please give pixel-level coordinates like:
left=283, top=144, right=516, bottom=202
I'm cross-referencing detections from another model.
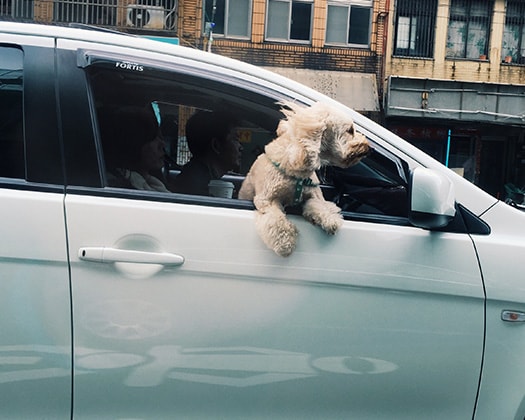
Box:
left=312, top=102, right=371, bottom=168
left=267, top=101, right=369, bottom=177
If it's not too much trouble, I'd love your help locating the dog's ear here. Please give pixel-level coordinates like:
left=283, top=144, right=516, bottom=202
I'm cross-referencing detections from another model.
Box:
left=275, top=101, right=299, bottom=138
left=276, top=117, right=289, bottom=138
left=286, top=103, right=326, bottom=143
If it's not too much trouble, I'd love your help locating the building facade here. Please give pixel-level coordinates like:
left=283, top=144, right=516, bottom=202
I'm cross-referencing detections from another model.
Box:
left=0, top=0, right=387, bottom=116
left=384, top=0, right=525, bottom=199
left=180, top=0, right=387, bottom=117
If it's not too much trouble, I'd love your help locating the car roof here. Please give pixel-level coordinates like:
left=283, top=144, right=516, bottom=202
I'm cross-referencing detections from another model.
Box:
left=0, top=23, right=385, bottom=141
left=2, top=22, right=328, bottom=102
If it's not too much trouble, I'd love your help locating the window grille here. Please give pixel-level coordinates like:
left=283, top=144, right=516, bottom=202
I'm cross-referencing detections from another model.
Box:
left=52, top=0, right=177, bottom=30
left=446, top=0, right=494, bottom=59
left=502, top=1, right=525, bottom=64
left=393, top=0, right=437, bottom=58
left=0, top=0, right=34, bottom=18
left=53, top=0, right=118, bottom=26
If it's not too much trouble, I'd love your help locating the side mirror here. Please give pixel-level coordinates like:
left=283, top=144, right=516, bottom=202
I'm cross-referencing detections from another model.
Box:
left=409, top=167, right=456, bottom=229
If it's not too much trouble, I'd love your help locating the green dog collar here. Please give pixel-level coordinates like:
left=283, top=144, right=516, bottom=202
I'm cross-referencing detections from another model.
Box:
left=268, top=158, right=318, bottom=205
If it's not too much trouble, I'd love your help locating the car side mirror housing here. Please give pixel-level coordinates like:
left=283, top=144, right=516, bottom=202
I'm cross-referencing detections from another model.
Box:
left=409, top=167, right=456, bottom=229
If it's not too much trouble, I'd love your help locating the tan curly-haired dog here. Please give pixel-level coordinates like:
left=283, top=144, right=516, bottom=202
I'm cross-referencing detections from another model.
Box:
left=239, top=101, right=370, bottom=257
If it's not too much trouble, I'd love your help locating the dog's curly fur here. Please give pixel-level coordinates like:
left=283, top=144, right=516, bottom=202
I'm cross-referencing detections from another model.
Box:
left=239, top=101, right=370, bottom=257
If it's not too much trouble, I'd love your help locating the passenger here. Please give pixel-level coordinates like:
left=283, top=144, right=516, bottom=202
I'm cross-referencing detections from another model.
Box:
left=100, top=107, right=170, bottom=192
left=170, top=109, right=242, bottom=196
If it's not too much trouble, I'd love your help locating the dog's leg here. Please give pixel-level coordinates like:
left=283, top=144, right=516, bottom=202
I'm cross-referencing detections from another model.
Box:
left=254, top=201, right=298, bottom=257
left=302, top=197, right=343, bottom=235
left=238, top=173, right=255, bottom=200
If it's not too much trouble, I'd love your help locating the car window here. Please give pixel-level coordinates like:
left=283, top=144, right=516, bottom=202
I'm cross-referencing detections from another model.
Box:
left=85, top=55, right=409, bottom=219
left=0, top=46, right=24, bottom=180
left=86, top=59, right=281, bottom=196
left=320, top=148, right=409, bottom=218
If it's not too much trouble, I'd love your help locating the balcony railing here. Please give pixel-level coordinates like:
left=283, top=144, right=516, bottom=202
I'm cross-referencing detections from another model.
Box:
left=0, top=0, right=178, bottom=33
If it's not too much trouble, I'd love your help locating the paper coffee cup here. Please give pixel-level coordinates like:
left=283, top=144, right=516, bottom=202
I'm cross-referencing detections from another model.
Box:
left=208, top=180, right=235, bottom=198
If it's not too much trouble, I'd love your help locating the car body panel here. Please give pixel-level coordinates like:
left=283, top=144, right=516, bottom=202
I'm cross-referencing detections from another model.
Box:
left=65, top=194, right=484, bottom=418
left=0, top=188, right=71, bottom=418
left=1, top=21, right=525, bottom=419
left=470, top=203, right=525, bottom=419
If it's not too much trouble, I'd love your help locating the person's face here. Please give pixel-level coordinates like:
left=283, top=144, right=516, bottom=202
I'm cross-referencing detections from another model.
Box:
left=140, top=135, right=166, bottom=172
left=217, top=128, right=243, bottom=171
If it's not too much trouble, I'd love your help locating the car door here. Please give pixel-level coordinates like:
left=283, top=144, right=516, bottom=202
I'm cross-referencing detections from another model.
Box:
left=60, top=43, right=485, bottom=419
left=0, top=38, right=71, bottom=418
left=65, top=194, right=485, bottom=419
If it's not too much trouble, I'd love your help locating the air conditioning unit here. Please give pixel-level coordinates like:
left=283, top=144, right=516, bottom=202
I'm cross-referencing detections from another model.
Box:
left=126, top=5, right=165, bottom=30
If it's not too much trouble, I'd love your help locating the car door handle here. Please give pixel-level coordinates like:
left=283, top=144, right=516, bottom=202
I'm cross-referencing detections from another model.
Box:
left=78, top=247, right=185, bottom=266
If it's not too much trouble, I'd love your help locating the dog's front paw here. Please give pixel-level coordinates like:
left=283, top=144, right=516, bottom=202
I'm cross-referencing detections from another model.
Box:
left=303, top=200, right=343, bottom=235
left=269, top=221, right=299, bottom=257
left=305, top=211, right=342, bottom=234
left=274, top=239, right=297, bottom=257
left=321, top=215, right=343, bottom=235
left=255, top=208, right=299, bottom=257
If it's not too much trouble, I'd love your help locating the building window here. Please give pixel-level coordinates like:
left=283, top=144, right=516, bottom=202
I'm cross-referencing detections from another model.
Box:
left=203, top=0, right=251, bottom=38
left=266, top=0, right=313, bottom=42
left=325, top=0, right=372, bottom=47
left=1, top=0, right=34, bottom=18
left=393, top=0, right=437, bottom=57
left=446, top=0, right=494, bottom=59
left=502, top=1, right=525, bottom=64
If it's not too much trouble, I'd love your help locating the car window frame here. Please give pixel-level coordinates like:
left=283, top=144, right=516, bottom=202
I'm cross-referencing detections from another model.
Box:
left=63, top=44, right=438, bottom=229
left=0, top=40, right=65, bottom=190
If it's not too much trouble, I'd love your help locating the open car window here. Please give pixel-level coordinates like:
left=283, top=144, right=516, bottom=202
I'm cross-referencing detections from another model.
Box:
left=320, top=147, right=409, bottom=218
left=85, top=53, right=409, bottom=219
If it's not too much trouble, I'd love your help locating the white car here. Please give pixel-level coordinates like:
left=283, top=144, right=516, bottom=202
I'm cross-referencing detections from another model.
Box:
left=1, top=22, right=524, bottom=419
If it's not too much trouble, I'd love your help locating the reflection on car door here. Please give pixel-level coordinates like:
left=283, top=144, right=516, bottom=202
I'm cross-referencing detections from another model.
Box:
left=65, top=192, right=484, bottom=419
left=0, top=189, right=72, bottom=418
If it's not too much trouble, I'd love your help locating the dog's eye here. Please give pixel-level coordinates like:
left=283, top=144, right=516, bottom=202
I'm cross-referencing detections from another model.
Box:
left=347, top=126, right=355, bottom=135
